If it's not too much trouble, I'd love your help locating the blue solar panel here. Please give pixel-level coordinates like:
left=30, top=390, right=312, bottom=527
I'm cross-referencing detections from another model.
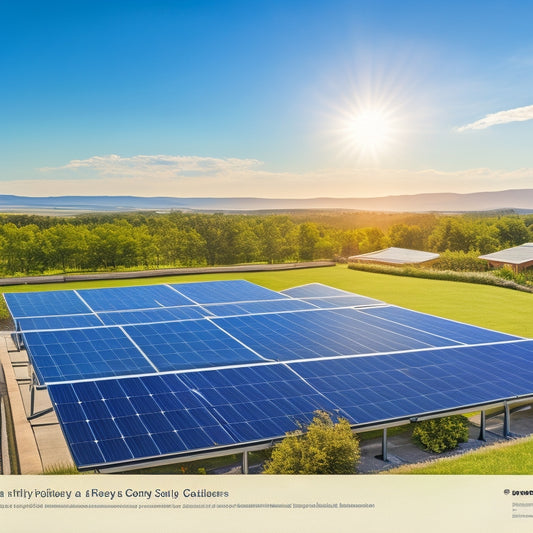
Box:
left=48, top=363, right=340, bottom=468
left=48, top=373, right=240, bottom=469
left=281, top=283, right=355, bottom=298
left=97, top=306, right=209, bottom=326
left=23, top=327, right=156, bottom=383
left=212, top=308, right=461, bottom=361
left=300, top=295, right=384, bottom=308
left=76, top=285, right=194, bottom=312
left=359, top=305, right=521, bottom=344
left=170, top=279, right=289, bottom=304
left=288, top=340, right=533, bottom=424
left=202, top=298, right=317, bottom=317
left=4, top=290, right=91, bottom=319
left=179, top=364, right=338, bottom=443
left=17, top=314, right=103, bottom=332
left=124, top=319, right=265, bottom=371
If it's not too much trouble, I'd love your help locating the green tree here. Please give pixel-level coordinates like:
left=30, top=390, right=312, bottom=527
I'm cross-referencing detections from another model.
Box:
left=494, top=217, right=529, bottom=248
left=338, top=229, right=360, bottom=258
left=428, top=217, right=478, bottom=252
left=388, top=223, right=424, bottom=250
left=0, top=223, right=45, bottom=274
left=258, top=216, right=298, bottom=264
left=298, top=222, right=321, bottom=261
left=263, top=411, right=360, bottom=474
left=41, top=224, right=90, bottom=272
left=357, top=227, right=387, bottom=254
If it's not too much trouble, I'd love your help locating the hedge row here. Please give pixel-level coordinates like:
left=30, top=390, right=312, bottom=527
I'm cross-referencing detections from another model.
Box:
left=347, top=263, right=533, bottom=293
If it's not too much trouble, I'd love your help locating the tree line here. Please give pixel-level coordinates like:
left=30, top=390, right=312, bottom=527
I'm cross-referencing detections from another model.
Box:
left=0, top=211, right=531, bottom=275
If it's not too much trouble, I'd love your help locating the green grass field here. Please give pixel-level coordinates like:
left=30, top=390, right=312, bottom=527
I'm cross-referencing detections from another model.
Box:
left=2, top=264, right=531, bottom=337
left=386, top=436, right=533, bottom=475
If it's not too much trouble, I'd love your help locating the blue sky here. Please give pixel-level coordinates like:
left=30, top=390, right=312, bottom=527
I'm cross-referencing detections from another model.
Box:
left=2, top=0, right=533, bottom=198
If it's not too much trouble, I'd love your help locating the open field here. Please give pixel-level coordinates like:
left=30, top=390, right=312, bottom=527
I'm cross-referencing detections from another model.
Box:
left=2, top=264, right=532, bottom=338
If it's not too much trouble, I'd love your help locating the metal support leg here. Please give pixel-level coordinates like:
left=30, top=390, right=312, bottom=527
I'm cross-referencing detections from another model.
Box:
left=30, top=383, right=35, bottom=418
left=503, top=402, right=511, bottom=438
left=242, top=451, right=249, bottom=474
left=27, top=374, right=54, bottom=421
left=478, top=411, right=486, bottom=441
left=381, top=428, right=388, bottom=462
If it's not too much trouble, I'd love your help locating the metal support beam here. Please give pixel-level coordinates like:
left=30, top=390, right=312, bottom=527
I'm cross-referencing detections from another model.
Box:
left=381, top=428, right=388, bottom=462
left=503, top=402, right=511, bottom=438
left=242, top=451, right=249, bottom=475
left=28, top=373, right=53, bottom=420
left=30, top=383, right=35, bottom=418
left=478, top=410, right=486, bottom=441
left=27, top=407, right=54, bottom=421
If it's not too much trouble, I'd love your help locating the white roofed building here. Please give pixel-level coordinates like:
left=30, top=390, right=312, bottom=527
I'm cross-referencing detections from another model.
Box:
left=348, top=247, right=440, bottom=266
left=479, top=243, right=533, bottom=274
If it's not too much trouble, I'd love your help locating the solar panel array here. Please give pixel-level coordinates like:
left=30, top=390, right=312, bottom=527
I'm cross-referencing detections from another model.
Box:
left=5, top=280, right=533, bottom=471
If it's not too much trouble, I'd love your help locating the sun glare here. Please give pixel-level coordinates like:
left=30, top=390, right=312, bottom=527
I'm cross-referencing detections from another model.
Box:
left=344, top=107, right=394, bottom=158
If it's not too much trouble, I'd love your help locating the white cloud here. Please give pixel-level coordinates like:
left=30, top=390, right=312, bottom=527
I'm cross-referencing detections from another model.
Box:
left=40, top=154, right=262, bottom=178
left=4, top=155, right=528, bottom=198
left=457, top=104, right=533, bottom=132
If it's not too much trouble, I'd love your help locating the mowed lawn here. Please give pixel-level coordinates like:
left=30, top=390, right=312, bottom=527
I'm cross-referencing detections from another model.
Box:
left=385, top=436, right=533, bottom=475
left=2, top=264, right=531, bottom=337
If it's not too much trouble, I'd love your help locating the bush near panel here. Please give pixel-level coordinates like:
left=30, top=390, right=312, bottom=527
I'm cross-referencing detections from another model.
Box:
left=412, top=415, right=470, bottom=453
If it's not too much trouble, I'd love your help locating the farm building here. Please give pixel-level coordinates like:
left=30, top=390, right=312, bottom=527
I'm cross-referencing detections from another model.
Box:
left=479, top=243, right=533, bottom=274
left=348, top=247, right=440, bottom=266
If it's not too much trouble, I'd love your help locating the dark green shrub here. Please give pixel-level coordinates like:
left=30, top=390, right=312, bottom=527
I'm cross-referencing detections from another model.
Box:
left=412, top=415, right=469, bottom=453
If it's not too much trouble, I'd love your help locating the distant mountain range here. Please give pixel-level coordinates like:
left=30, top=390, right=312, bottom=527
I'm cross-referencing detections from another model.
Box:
left=1, top=188, right=533, bottom=214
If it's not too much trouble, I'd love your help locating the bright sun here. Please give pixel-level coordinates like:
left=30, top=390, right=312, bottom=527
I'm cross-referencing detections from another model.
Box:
left=347, top=108, right=393, bottom=156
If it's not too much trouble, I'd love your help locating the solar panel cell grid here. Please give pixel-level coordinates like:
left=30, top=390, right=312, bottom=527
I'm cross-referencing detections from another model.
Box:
left=97, top=306, right=209, bottom=326
left=201, top=298, right=317, bottom=316
left=17, top=314, right=104, bottom=332
left=124, top=319, right=265, bottom=371
left=23, top=327, right=156, bottom=383
left=280, top=283, right=355, bottom=298
left=170, top=279, right=289, bottom=304
left=359, top=306, right=520, bottom=344
left=76, top=285, right=195, bottom=312
left=213, top=308, right=458, bottom=362
left=4, top=290, right=91, bottom=319
left=299, top=295, right=383, bottom=308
